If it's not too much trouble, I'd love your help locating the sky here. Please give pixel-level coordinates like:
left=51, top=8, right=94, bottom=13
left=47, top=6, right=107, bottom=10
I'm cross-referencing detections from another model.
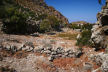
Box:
left=45, top=0, right=105, bottom=23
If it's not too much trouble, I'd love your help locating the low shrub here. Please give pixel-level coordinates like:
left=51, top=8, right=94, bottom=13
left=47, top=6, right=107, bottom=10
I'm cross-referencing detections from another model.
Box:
left=0, top=0, right=37, bottom=34
left=68, top=24, right=81, bottom=29
left=39, top=16, right=61, bottom=33
left=68, top=23, right=93, bottom=30
left=76, top=30, right=92, bottom=47
left=39, top=19, right=51, bottom=33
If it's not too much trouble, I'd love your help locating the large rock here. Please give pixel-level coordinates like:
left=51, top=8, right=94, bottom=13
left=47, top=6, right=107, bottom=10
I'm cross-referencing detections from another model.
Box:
left=91, top=2, right=108, bottom=50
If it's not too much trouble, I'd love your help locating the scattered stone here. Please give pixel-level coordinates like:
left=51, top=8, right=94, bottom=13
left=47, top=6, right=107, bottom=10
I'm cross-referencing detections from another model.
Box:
left=101, top=60, right=108, bottom=72
left=83, top=62, right=93, bottom=70
left=30, top=33, right=39, bottom=37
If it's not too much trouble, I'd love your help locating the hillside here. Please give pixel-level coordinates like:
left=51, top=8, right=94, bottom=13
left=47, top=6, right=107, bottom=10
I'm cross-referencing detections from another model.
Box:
left=16, top=0, right=69, bottom=24
left=0, top=0, right=69, bottom=34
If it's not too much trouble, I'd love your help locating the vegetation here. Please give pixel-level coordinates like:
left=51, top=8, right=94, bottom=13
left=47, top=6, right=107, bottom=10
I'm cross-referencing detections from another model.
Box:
left=39, top=16, right=61, bottom=33
left=0, top=0, right=62, bottom=34
left=40, top=19, right=51, bottom=33
left=76, top=30, right=92, bottom=47
left=68, top=23, right=92, bottom=30
left=0, top=0, right=37, bottom=34
left=0, top=66, right=16, bottom=72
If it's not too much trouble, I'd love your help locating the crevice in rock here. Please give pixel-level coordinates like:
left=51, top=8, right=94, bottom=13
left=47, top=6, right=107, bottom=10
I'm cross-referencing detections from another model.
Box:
left=101, top=15, right=108, bottom=26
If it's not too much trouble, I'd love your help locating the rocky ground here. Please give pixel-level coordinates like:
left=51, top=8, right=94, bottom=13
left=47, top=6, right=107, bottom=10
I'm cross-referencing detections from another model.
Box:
left=0, top=29, right=107, bottom=72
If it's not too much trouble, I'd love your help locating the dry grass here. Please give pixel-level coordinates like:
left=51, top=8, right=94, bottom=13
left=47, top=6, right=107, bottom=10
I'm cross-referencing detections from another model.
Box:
left=57, top=33, right=78, bottom=40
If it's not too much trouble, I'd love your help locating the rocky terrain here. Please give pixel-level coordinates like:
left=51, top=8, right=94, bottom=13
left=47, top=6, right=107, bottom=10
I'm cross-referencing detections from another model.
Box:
left=16, top=0, right=69, bottom=24
left=1, top=0, right=108, bottom=72
left=0, top=29, right=106, bottom=72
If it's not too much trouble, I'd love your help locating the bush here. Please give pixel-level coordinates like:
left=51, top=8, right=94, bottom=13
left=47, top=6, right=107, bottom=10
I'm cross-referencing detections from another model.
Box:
left=76, top=30, right=92, bottom=47
left=68, top=23, right=93, bottom=30
left=0, top=0, right=37, bottom=34
left=2, top=6, right=29, bottom=34
left=39, top=19, right=51, bottom=33
left=0, top=0, right=62, bottom=34
left=39, top=16, right=61, bottom=33
left=81, top=23, right=92, bottom=30
left=48, top=16, right=61, bottom=31
left=68, top=24, right=81, bottom=29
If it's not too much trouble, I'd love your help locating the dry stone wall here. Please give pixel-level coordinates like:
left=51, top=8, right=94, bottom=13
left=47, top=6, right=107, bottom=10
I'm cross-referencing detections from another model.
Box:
left=0, top=39, right=82, bottom=61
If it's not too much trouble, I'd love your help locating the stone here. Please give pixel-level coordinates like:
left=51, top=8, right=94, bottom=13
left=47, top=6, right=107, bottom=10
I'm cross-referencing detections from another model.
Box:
left=90, top=53, right=108, bottom=71
left=77, top=34, right=81, bottom=39
left=64, top=52, right=69, bottom=56
left=75, top=50, right=83, bottom=58
left=68, top=50, right=73, bottom=54
left=11, top=46, right=17, bottom=52
left=46, top=47, right=52, bottom=51
left=91, top=2, right=108, bottom=50
left=101, top=60, right=108, bottom=72
left=83, top=62, right=93, bottom=70
left=51, top=52, right=57, bottom=55
left=44, top=50, right=51, bottom=54
left=68, top=54, right=75, bottom=58
left=48, top=56, right=54, bottom=61
left=5, top=45, right=11, bottom=50
left=30, top=33, right=39, bottom=37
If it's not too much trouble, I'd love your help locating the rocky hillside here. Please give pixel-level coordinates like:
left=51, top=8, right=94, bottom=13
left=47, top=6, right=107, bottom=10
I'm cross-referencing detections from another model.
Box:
left=0, top=0, right=69, bottom=34
left=15, top=0, right=69, bottom=24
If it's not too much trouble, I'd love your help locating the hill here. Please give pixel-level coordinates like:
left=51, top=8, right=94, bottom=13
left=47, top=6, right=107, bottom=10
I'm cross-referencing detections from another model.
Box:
left=0, top=0, right=69, bottom=34
left=71, top=21, right=89, bottom=25
left=16, top=0, right=69, bottom=24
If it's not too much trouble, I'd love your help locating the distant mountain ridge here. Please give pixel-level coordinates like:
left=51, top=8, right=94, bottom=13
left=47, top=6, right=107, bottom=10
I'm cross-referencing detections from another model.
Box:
left=15, top=0, right=69, bottom=24
left=71, top=21, right=89, bottom=25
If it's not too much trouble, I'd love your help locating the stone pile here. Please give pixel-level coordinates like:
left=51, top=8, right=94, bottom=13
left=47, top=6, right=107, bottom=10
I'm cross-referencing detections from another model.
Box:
left=35, top=47, right=83, bottom=61
left=0, top=40, right=82, bottom=61
left=0, top=41, right=34, bottom=52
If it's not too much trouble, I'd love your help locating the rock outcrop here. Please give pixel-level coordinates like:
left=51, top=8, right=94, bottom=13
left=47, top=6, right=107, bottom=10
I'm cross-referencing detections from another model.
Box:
left=91, top=1, right=108, bottom=51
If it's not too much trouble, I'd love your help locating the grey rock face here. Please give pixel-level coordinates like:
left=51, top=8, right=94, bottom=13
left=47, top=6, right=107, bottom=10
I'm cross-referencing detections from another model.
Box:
left=91, top=4, right=108, bottom=50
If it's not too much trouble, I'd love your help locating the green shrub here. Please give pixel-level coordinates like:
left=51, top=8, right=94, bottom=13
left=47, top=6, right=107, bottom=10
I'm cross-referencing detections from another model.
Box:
left=37, top=14, right=47, bottom=20
left=76, top=30, right=92, bottom=47
left=47, top=16, right=61, bottom=31
left=39, top=16, right=61, bottom=33
left=0, top=0, right=37, bottom=34
left=68, top=24, right=81, bottom=29
left=68, top=23, right=93, bottom=30
left=81, top=23, right=93, bottom=30
left=0, top=0, right=62, bottom=34
left=39, top=19, right=51, bottom=33
left=2, top=8, right=28, bottom=34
